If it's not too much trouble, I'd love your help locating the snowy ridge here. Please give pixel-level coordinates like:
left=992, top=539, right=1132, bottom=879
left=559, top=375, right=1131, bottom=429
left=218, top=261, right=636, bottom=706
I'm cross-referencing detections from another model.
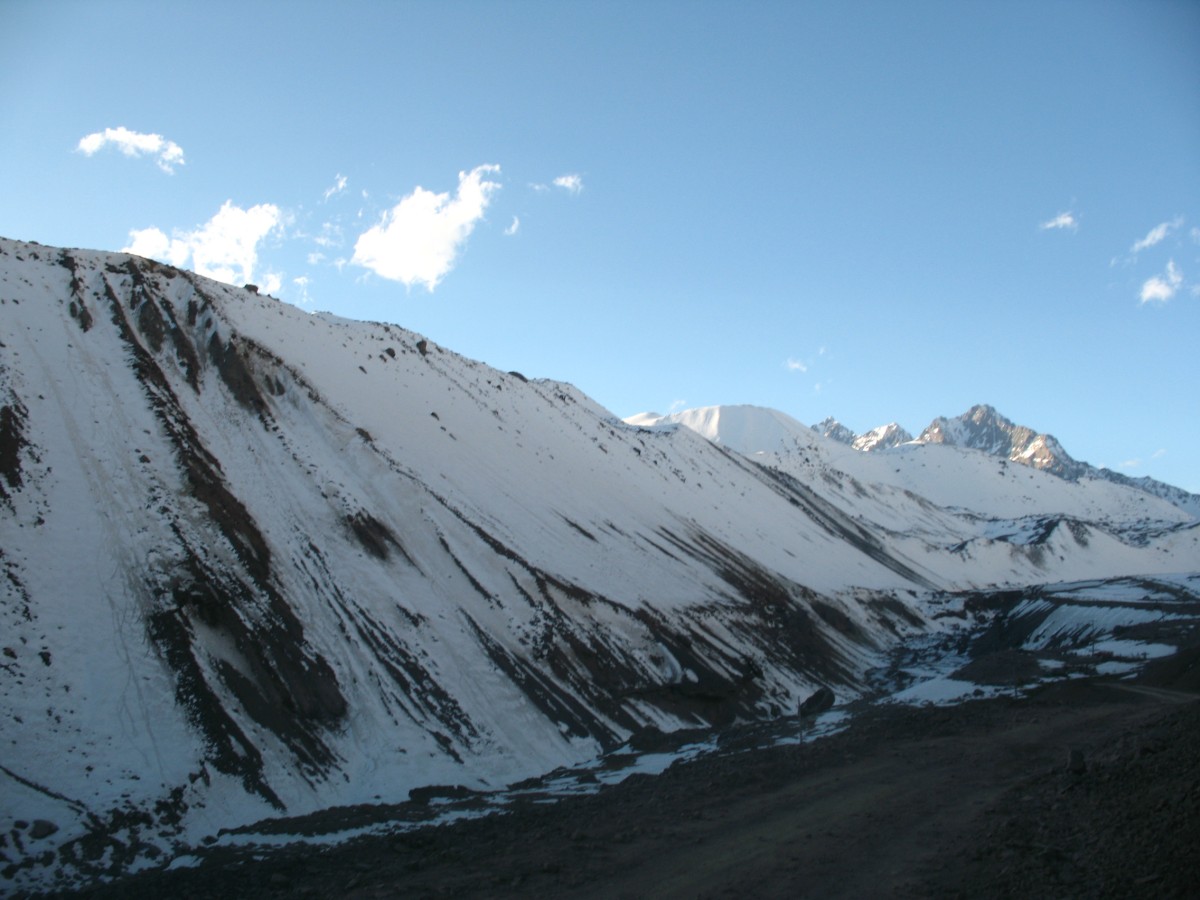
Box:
left=627, top=405, right=1196, bottom=589
left=649, top=402, right=1198, bottom=519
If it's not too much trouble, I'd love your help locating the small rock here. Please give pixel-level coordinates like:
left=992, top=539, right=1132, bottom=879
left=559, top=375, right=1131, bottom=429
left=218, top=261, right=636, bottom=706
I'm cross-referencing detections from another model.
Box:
left=1067, top=748, right=1087, bottom=775
left=29, top=820, right=58, bottom=839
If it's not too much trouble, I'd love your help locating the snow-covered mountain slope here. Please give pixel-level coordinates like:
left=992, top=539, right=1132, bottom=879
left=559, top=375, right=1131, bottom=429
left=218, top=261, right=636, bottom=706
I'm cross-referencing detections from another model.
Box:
left=3, top=239, right=1196, bottom=890
left=2, top=240, right=946, bottom=888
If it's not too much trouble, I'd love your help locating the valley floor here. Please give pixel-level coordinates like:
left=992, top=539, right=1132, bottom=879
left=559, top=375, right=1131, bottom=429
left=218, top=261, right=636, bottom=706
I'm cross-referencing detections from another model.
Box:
left=49, top=649, right=1200, bottom=900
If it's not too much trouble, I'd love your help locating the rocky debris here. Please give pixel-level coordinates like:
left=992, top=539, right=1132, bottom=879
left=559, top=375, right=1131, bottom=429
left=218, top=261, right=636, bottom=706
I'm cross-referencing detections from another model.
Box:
left=0, top=397, right=29, bottom=503
left=917, top=696, right=1200, bottom=899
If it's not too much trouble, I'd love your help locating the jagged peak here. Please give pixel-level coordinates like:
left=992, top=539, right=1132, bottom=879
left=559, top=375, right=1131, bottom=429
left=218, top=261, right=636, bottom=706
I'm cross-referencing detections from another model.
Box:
left=812, top=416, right=856, bottom=446
left=852, top=422, right=914, bottom=452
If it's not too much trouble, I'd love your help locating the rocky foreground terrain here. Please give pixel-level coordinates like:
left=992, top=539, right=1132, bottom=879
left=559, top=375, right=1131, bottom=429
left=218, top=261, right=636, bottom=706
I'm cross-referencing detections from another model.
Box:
left=35, top=643, right=1199, bottom=900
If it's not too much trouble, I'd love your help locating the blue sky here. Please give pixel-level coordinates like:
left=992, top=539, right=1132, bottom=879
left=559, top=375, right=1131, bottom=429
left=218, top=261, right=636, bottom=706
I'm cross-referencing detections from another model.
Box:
left=3, top=0, right=1199, bottom=491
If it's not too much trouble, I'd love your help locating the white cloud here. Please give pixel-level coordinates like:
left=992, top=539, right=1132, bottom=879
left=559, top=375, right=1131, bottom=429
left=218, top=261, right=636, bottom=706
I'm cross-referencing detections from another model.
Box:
left=77, top=126, right=185, bottom=173
left=553, top=174, right=583, bottom=194
left=785, top=357, right=808, bottom=372
left=259, top=271, right=283, bottom=295
left=323, top=174, right=348, bottom=200
left=351, top=164, right=500, bottom=290
left=1131, top=217, right=1184, bottom=253
left=123, top=200, right=283, bottom=286
left=504, top=215, right=520, bottom=236
left=1039, top=211, right=1078, bottom=231
left=124, top=227, right=190, bottom=267
left=1139, top=258, right=1183, bottom=304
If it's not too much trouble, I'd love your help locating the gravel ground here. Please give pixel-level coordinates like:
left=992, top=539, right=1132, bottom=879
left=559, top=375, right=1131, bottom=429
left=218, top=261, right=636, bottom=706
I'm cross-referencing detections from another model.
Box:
left=39, top=645, right=1200, bottom=900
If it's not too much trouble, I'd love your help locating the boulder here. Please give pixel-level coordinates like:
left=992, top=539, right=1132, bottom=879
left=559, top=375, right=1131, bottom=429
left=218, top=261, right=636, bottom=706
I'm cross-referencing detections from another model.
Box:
left=799, top=686, right=836, bottom=716
left=29, top=819, right=58, bottom=839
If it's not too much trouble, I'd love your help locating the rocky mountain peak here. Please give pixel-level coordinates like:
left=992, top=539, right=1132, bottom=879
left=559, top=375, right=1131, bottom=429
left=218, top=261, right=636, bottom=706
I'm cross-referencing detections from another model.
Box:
left=812, top=416, right=856, bottom=446
left=852, top=423, right=914, bottom=452
left=917, top=405, right=1083, bottom=479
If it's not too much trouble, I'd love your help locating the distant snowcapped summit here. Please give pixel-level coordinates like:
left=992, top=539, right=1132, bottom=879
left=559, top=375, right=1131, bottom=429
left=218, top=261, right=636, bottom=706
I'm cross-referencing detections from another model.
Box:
left=812, top=416, right=856, bottom=446
left=852, top=423, right=914, bottom=452
left=650, top=401, right=1200, bottom=518
left=627, top=404, right=818, bottom=456
left=917, top=404, right=1083, bottom=479
left=913, top=404, right=1199, bottom=517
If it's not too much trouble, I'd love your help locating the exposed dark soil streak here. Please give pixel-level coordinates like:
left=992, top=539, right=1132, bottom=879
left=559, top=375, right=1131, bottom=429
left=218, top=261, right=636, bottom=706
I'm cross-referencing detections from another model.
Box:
left=52, top=648, right=1200, bottom=900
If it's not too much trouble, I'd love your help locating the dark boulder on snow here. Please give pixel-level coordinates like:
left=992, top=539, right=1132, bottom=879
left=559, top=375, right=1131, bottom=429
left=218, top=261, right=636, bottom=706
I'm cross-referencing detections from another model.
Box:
left=29, top=820, right=58, bottom=840
left=799, top=686, right=835, bottom=716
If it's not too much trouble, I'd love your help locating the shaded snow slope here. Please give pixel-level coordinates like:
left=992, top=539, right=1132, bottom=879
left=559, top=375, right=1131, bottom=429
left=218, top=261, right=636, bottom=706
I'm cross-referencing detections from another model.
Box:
left=1, top=241, right=936, bottom=888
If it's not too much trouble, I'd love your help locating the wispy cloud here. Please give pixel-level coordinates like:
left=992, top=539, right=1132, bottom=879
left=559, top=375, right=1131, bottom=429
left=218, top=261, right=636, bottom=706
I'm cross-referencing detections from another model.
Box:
left=1039, top=211, right=1078, bottom=232
left=323, top=173, right=348, bottom=200
left=504, top=215, right=520, bottom=236
left=291, top=274, right=314, bottom=306
left=1139, top=259, right=1183, bottom=304
left=553, top=173, right=583, bottom=194
left=123, top=200, right=284, bottom=287
left=76, top=126, right=185, bottom=173
left=785, top=357, right=808, bottom=372
left=668, top=399, right=688, bottom=413
left=352, top=164, right=500, bottom=290
left=1131, top=216, right=1184, bottom=253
